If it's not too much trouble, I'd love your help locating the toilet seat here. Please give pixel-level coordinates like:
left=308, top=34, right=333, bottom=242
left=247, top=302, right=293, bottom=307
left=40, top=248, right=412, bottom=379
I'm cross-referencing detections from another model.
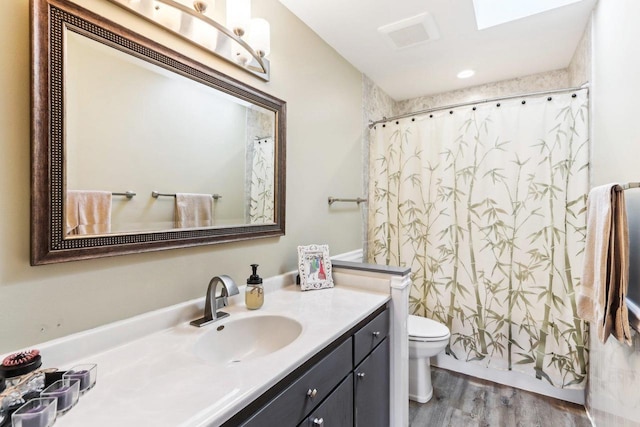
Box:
left=408, top=315, right=450, bottom=342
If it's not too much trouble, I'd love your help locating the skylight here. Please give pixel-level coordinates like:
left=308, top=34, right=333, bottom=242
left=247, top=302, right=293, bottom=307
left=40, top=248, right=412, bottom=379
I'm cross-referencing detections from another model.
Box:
left=473, top=0, right=584, bottom=30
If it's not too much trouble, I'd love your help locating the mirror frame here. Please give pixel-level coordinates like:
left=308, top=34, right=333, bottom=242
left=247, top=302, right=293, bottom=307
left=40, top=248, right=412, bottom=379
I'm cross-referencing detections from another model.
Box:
left=31, top=0, right=286, bottom=265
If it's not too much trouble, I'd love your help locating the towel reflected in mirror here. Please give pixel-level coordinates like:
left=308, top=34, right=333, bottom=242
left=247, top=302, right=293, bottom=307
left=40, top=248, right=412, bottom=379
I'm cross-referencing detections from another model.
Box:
left=65, top=190, right=113, bottom=236
left=175, top=193, right=214, bottom=228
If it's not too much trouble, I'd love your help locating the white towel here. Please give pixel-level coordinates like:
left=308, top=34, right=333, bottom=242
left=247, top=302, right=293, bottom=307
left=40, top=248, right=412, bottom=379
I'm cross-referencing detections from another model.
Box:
left=175, top=193, right=213, bottom=228
left=577, top=184, right=632, bottom=345
left=66, top=190, right=112, bottom=235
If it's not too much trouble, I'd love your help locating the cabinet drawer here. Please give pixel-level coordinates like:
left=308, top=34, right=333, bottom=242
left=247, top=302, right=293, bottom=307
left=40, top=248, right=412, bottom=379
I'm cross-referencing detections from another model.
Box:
left=353, top=309, right=388, bottom=366
left=299, top=374, right=353, bottom=427
left=241, top=338, right=352, bottom=427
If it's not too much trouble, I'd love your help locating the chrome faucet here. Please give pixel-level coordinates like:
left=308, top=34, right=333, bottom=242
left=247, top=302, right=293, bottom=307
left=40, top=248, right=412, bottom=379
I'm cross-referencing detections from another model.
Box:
left=190, top=275, right=239, bottom=327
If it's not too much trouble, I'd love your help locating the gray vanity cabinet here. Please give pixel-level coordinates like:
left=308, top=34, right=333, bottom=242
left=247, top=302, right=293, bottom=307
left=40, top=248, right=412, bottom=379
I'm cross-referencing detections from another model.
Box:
left=354, top=339, right=390, bottom=427
left=230, top=307, right=389, bottom=427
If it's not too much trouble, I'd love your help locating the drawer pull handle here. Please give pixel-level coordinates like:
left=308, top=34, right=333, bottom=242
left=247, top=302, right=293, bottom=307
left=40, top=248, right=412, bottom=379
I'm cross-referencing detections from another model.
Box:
left=307, top=388, right=318, bottom=398
left=357, top=372, right=366, bottom=378
left=372, top=331, right=381, bottom=337
left=313, top=418, right=324, bottom=426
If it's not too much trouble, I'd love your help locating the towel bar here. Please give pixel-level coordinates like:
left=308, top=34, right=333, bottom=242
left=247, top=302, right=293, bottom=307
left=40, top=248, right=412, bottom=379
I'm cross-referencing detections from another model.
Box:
left=112, top=191, right=136, bottom=199
left=622, top=182, right=640, bottom=190
left=151, top=191, right=222, bottom=200
left=328, top=197, right=367, bottom=205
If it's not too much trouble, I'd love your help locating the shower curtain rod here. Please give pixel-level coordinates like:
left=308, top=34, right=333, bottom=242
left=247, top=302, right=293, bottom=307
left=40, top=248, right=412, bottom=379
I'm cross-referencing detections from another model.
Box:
left=368, top=84, right=590, bottom=129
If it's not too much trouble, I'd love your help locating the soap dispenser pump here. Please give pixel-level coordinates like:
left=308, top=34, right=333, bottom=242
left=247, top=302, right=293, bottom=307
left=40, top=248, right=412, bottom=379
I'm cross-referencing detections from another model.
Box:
left=245, top=264, right=264, bottom=310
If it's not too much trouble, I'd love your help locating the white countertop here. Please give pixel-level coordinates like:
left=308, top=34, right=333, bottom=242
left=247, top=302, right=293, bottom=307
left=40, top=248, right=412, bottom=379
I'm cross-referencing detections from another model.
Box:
left=52, top=284, right=389, bottom=427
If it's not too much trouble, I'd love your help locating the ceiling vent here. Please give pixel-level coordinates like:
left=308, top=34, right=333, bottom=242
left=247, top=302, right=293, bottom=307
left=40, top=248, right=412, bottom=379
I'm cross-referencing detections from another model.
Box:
left=378, top=13, right=440, bottom=50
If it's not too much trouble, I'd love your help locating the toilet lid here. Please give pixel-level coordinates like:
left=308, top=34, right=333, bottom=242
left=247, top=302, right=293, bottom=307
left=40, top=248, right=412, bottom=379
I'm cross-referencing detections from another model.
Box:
left=408, top=315, right=450, bottom=340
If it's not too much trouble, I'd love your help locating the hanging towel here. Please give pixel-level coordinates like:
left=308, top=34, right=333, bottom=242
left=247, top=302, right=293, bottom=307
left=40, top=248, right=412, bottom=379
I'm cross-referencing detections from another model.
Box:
left=577, top=184, right=632, bottom=345
left=175, top=193, right=213, bottom=228
left=65, top=190, right=112, bottom=235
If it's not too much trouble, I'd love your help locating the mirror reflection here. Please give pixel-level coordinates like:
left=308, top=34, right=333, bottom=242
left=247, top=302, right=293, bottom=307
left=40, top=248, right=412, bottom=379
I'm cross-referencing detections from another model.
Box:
left=31, top=0, right=285, bottom=265
left=64, top=30, right=275, bottom=236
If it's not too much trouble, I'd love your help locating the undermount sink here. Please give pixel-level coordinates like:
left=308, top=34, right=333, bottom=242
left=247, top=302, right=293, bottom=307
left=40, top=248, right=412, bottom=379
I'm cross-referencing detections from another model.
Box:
left=193, top=315, right=303, bottom=365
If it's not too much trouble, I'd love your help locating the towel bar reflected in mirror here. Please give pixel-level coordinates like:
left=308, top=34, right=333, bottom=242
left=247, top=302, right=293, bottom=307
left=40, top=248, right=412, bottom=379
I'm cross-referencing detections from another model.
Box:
left=112, top=191, right=136, bottom=199
left=151, top=191, right=222, bottom=200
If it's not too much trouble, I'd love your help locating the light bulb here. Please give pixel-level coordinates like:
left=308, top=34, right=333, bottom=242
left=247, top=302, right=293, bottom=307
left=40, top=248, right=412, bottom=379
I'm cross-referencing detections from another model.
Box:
left=248, top=18, right=270, bottom=57
left=226, top=0, right=251, bottom=36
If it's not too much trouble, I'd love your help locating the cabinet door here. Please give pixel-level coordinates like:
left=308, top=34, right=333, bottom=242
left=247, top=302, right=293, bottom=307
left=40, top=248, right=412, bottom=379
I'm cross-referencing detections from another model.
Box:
left=300, top=374, right=353, bottom=427
left=354, top=338, right=389, bottom=427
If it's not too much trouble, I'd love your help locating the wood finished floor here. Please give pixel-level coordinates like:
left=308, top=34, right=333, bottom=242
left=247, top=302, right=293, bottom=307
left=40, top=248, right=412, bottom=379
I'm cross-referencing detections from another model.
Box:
left=409, top=367, right=592, bottom=427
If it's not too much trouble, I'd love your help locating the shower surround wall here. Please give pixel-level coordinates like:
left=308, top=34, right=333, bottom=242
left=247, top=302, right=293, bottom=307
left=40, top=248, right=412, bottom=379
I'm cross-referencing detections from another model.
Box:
left=396, top=69, right=570, bottom=115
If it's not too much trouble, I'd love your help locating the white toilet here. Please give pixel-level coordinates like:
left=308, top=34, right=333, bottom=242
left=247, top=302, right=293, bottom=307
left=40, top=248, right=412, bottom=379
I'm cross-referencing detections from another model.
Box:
left=408, top=314, right=451, bottom=403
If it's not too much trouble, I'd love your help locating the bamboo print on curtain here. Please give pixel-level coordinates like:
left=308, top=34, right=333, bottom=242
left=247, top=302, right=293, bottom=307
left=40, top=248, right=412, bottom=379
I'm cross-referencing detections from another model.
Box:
left=367, top=91, right=589, bottom=388
left=249, top=137, right=275, bottom=224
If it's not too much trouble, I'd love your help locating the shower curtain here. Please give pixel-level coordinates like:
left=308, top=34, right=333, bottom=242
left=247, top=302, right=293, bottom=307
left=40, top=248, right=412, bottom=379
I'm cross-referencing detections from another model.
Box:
left=249, top=137, right=275, bottom=224
left=367, top=90, right=590, bottom=388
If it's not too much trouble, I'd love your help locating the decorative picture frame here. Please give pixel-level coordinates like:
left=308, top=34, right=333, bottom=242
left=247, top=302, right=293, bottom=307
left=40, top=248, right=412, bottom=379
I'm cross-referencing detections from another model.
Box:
left=297, top=244, right=334, bottom=291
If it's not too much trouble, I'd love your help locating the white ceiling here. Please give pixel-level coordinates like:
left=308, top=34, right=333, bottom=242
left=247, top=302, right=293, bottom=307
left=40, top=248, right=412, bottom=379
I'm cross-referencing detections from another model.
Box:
left=278, top=0, right=597, bottom=101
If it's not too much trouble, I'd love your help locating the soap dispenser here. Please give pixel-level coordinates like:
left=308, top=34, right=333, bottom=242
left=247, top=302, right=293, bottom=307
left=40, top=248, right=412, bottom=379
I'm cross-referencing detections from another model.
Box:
left=245, top=264, right=264, bottom=310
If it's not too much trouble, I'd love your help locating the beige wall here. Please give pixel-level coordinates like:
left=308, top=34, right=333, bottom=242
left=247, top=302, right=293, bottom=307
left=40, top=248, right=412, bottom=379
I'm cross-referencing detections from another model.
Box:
left=0, top=0, right=363, bottom=353
left=587, top=0, right=640, bottom=425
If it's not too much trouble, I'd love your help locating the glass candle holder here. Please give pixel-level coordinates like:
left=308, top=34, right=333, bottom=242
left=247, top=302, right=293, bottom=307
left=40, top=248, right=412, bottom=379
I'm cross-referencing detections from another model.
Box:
left=11, top=397, right=57, bottom=427
left=63, top=364, right=97, bottom=394
left=40, top=379, right=79, bottom=414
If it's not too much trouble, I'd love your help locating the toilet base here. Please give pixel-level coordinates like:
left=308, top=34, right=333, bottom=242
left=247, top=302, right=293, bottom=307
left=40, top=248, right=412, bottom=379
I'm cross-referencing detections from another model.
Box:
left=409, top=356, right=433, bottom=403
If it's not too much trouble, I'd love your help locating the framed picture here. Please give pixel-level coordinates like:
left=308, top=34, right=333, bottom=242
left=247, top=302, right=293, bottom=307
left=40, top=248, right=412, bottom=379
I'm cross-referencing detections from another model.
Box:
left=297, top=244, right=334, bottom=291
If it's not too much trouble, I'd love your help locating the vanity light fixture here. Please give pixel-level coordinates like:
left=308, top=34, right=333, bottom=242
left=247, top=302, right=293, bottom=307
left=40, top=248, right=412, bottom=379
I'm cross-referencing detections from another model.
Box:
left=456, top=69, right=475, bottom=79
left=108, top=0, right=271, bottom=80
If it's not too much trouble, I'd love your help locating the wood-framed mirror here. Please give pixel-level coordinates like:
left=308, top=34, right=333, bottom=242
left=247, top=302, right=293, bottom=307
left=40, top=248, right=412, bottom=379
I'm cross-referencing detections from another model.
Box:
left=31, top=0, right=286, bottom=265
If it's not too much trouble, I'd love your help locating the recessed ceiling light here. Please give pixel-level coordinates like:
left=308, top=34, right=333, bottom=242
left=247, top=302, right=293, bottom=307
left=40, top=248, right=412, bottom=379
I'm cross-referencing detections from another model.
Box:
left=457, top=69, right=475, bottom=79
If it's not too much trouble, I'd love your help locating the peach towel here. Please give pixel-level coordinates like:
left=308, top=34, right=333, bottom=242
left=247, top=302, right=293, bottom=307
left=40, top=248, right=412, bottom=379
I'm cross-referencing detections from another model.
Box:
left=175, top=193, right=213, bottom=228
left=577, top=184, right=632, bottom=345
left=65, top=190, right=112, bottom=235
